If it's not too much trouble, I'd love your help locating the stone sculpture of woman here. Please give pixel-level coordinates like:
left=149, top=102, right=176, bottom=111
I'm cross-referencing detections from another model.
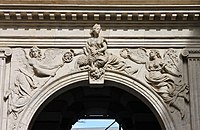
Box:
left=145, top=50, right=189, bottom=118
left=120, top=48, right=189, bottom=119
left=83, top=24, right=109, bottom=80
left=84, top=23, right=108, bottom=67
left=4, top=46, right=64, bottom=119
left=75, top=24, right=136, bottom=82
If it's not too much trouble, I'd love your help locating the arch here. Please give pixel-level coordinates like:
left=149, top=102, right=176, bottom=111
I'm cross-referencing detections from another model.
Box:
left=17, top=70, right=176, bottom=130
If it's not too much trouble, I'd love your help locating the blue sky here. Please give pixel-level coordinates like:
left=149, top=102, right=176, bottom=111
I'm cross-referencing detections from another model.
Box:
left=72, top=119, right=119, bottom=128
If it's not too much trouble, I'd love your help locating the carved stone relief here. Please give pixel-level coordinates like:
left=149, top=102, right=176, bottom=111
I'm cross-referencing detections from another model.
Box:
left=120, top=48, right=189, bottom=119
left=73, top=24, right=137, bottom=84
left=2, top=24, right=191, bottom=130
left=4, top=47, right=68, bottom=129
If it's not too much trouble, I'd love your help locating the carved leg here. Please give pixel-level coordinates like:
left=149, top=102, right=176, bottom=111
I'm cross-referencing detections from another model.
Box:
left=161, top=93, right=185, bottom=119
left=178, top=92, right=189, bottom=103
left=171, top=102, right=185, bottom=119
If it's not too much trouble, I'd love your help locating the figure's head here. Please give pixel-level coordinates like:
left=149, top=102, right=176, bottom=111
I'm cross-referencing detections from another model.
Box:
left=149, top=50, right=161, bottom=60
left=120, top=48, right=129, bottom=59
left=29, top=46, right=42, bottom=58
left=90, top=24, right=101, bottom=37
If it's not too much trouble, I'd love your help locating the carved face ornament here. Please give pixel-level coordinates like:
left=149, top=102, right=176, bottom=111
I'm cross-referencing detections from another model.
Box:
left=149, top=50, right=161, bottom=61
left=29, top=46, right=42, bottom=59
left=90, top=24, right=101, bottom=37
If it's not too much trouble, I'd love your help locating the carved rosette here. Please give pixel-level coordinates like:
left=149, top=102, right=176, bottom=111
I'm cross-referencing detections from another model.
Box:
left=62, top=51, right=74, bottom=63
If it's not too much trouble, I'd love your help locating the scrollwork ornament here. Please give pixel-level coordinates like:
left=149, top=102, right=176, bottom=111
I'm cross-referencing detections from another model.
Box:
left=181, top=48, right=200, bottom=58
left=0, top=47, right=12, bottom=57
left=181, top=49, right=189, bottom=57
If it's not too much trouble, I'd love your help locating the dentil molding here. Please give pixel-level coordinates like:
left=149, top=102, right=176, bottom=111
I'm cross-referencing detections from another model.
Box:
left=0, top=5, right=199, bottom=27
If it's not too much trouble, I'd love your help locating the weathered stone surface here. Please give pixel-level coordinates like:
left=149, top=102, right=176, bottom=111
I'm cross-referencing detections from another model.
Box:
left=0, top=4, right=199, bottom=130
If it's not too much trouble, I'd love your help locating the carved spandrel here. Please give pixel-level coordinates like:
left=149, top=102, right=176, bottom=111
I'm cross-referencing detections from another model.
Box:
left=4, top=46, right=66, bottom=121
left=120, top=48, right=189, bottom=119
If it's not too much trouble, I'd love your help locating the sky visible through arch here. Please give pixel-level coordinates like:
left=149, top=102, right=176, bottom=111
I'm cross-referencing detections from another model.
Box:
left=72, top=119, right=119, bottom=128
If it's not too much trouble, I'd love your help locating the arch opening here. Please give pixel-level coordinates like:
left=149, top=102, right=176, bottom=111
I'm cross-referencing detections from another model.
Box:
left=72, top=119, right=121, bottom=129
left=29, top=80, right=163, bottom=130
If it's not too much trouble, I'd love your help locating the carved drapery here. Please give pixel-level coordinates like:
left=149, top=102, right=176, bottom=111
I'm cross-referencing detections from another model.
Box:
left=5, top=47, right=65, bottom=120
left=74, top=24, right=136, bottom=84
left=3, top=25, right=192, bottom=130
left=6, top=47, right=188, bottom=129
left=120, top=48, right=189, bottom=119
left=6, top=48, right=189, bottom=122
left=0, top=2, right=198, bottom=130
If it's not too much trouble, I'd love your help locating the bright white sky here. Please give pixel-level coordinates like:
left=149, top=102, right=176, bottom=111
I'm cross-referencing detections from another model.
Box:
left=72, top=119, right=119, bottom=128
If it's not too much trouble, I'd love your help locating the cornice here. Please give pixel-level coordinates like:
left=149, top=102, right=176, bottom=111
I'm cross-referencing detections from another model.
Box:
left=0, top=5, right=199, bottom=27
left=0, top=4, right=199, bottom=8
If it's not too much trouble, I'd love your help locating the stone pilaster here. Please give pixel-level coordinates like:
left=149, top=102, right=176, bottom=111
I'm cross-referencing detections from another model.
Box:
left=182, top=49, right=200, bottom=130
left=0, top=48, right=12, bottom=130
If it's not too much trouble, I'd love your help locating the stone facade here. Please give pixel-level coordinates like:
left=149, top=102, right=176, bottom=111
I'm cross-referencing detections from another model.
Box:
left=0, top=3, right=199, bottom=130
